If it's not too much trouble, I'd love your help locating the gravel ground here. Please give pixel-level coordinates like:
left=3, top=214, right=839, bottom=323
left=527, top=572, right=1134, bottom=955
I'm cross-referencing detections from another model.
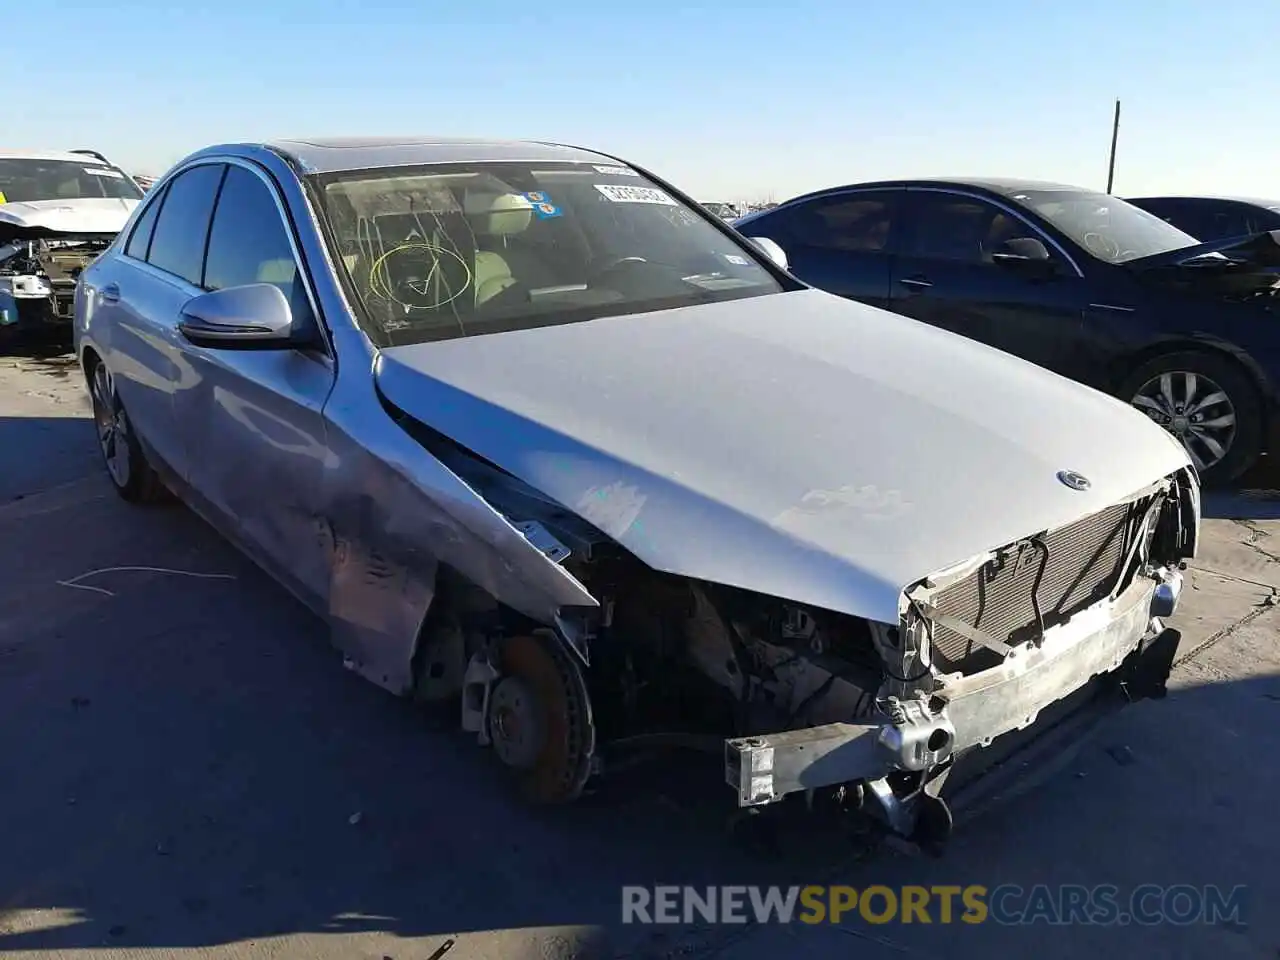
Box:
left=1, top=346, right=1277, bottom=960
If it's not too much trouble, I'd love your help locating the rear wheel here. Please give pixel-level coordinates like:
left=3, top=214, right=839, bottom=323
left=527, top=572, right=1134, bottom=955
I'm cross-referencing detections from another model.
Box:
left=88, top=359, right=167, bottom=503
left=1117, top=350, right=1263, bottom=485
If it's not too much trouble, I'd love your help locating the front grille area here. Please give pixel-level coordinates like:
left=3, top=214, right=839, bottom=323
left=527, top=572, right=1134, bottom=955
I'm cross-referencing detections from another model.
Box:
left=928, top=500, right=1142, bottom=675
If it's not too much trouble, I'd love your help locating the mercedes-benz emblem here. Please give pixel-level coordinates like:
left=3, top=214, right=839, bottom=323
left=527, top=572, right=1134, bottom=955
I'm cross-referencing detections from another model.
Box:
left=1057, top=469, right=1091, bottom=492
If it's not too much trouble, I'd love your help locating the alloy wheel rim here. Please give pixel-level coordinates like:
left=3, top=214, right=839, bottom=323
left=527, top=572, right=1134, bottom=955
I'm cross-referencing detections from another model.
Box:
left=1131, top=371, right=1236, bottom=472
left=91, top=366, right=131, bottom=488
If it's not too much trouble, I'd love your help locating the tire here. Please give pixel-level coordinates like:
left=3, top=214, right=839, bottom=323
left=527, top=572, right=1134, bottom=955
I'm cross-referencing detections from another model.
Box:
left=1116, top=349, right=1264, bottom=485
left=87, top=357, right=168, bottom=503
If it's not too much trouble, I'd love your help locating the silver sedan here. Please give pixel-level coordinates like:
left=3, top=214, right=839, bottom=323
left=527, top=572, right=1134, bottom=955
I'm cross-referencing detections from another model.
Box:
left=73, top=137, right=1197, bottom=851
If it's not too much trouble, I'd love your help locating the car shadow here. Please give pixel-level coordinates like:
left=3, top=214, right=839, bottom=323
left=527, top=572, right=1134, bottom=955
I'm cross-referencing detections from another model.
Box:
left=0, top=336, right=75, bottom=364
left=0, top=414, right=100, bottom=503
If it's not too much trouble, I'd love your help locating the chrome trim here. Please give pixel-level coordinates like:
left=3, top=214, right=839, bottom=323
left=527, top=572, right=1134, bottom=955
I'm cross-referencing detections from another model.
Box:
left=1089, top=302, right=1136, bottom=313
left=905, top=185, right=1086, bottom=279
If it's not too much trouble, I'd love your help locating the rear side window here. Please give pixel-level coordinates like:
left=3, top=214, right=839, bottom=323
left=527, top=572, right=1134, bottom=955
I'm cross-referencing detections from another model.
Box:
left=146, top=163, right=225, bottom=285
left=762, top=193, right=898, bottom=253
left=124, top=188, right=165, bottom=260
left=797, top=194, right=897, bottom=252
left=204, top=165, right=314, bottom=324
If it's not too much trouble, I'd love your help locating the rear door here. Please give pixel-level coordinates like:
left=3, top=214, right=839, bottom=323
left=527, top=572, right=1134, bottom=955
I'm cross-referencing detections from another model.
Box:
left=744, top=190, right=902, bottom=308
left=98, top=162, right=226, bottom=477
left=888, top=188, right=1095, bottom=379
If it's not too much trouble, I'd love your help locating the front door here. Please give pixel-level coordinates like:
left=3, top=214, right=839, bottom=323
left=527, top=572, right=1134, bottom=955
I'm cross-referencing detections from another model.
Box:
left=169, top=161, right=336, bottom=613
left=889, top=189, right=1094, bottom=381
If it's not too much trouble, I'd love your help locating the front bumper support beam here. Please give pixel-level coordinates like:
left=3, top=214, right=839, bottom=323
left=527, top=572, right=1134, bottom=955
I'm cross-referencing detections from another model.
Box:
left=725, top=575, right=1178, bottom=812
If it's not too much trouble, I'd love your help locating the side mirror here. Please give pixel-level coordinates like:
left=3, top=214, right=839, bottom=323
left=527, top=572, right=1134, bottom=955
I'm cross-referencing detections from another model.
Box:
left=991, top=237, right=1052, bottom=265
left=178, top=283, right=297, bottom=349
left=747, top=236, right=789, bottom=271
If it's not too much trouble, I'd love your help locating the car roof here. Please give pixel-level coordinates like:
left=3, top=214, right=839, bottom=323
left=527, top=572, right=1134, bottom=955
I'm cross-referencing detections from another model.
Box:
left=1127, top=194, right=1280, bottom=210
left=0, top=148, right=114, bottom=164
left=759, top=176, right=1094, bottom=210
left=254, top=136, right=618, bottom=174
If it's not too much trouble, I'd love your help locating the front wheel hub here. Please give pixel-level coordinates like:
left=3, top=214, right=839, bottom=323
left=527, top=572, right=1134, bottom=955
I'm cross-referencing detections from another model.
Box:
left=488, top=676, right=546, bottom=770
left=1131, top=370, right=1236, bottom=472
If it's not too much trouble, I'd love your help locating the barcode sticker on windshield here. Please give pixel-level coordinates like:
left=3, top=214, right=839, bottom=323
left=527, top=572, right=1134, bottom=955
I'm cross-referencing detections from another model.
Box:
left=84, top=167, right=124, bottom=178
left=593, top=164, right=639, bottom=176
left=594, top=184, right=676, bottom=205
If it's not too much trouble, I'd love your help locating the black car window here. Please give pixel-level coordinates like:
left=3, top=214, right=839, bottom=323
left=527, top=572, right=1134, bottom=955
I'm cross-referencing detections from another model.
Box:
left=124, top=186, right=165, bottom=260
left=802, top=194, right=895, bottom=252
left=907, top=193, right=996, bottom=263
left=775, top=192, right=897, bottom=253
left=1205, top=202, right=1253, bottom=240
left=146, top=163, right=225, bottom=285
left=908, top=192, right=1056, bottom=266
left=203, top=164, right=315, bottom=326
left=1139, top=200, right=1216, bottom=240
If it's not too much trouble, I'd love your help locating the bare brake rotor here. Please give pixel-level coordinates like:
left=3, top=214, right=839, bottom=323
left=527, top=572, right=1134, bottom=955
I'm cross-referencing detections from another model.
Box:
left=491, top=630, right=596, bottom=803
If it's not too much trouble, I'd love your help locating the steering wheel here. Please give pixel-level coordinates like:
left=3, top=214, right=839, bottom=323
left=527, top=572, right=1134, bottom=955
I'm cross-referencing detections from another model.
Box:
left=371, top=244, right=472, bottom=310
left=1082, top=232, right=1121, bottom=261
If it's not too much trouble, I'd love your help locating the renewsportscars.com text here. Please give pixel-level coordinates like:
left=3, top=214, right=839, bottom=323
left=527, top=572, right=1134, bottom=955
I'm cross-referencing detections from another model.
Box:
left=621, top=884, right=1247, bottom=927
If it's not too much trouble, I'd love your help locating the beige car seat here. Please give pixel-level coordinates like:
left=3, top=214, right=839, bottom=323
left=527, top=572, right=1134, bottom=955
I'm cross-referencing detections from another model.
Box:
left=464, top=192, right=534, bottom=305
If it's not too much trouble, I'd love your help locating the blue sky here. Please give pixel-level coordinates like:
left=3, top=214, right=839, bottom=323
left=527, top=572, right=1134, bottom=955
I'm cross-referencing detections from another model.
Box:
left=17, top=0, right=1278, bottom=202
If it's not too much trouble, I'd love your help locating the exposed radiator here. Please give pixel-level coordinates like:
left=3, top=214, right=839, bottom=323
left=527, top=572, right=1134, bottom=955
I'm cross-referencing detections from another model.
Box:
left=927, top=500, right=1142, bottom=674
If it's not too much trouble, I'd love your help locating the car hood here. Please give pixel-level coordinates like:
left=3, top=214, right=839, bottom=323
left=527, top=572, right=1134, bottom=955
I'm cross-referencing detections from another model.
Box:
left=1125, top=229, right=1280, bottom=271
left=375, top=289, right=1190, bottom=624
left=0, top=197, right=138, bottom=240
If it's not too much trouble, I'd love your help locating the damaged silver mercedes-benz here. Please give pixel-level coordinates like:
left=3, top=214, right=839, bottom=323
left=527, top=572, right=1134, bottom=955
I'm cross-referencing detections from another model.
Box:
left=73, top=137, right=1199, bottom=855
left=1, top=149, right=142, bottom=343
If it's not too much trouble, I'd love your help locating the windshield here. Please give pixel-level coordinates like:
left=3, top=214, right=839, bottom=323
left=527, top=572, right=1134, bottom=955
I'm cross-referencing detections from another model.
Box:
left=0, top=157, right=143, bottom=204
left=1007, top=189, right=1199, bottom=264
left=313, top=162, right=783, bottom=345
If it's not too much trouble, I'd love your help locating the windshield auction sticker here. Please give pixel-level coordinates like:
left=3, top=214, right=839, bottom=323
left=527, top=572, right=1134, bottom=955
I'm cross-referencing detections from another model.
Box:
left=594, top=184, right=676, bottom=205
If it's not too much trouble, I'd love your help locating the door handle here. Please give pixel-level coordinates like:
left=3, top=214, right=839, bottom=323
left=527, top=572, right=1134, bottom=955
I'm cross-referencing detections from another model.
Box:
left=100, top=283, right=121, bottom=304
left=898, top=276, right=932, bottom=289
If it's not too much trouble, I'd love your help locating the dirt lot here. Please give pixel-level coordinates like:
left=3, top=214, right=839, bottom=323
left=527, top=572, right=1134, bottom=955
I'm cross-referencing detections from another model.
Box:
left=1, top=348, right=1278, bottom=960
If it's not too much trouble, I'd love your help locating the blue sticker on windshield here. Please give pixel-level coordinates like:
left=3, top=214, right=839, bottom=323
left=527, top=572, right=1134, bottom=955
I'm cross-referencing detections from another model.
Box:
left=523, top=192, right=562, bottom=218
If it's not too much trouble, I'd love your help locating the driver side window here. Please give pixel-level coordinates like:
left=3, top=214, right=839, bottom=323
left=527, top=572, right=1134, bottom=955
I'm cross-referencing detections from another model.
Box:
left=908, top=193, right=1059, bottom=268
left=203, top=165, right=316, bottom=329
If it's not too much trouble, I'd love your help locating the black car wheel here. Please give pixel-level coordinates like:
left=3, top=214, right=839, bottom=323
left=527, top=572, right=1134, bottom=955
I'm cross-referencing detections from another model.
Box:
left=88, top=358, right=168, bottom=503
left=1118, top=350, right=1263, bottom=484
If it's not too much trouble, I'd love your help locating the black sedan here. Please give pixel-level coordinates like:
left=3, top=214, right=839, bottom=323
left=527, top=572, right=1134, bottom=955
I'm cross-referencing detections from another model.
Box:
left=1127, top=194, right=1280, bottom=243
left=735, top=178, right=1280, bottom=482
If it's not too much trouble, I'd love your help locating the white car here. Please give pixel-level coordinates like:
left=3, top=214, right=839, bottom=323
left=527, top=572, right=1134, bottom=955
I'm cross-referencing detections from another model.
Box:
left=0, top=149, right=143, bottom=343
left=74, top=137, right=1199, bottom=852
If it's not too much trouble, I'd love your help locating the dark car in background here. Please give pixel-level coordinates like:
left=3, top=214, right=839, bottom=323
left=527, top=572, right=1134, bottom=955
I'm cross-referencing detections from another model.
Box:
left=736, top=178, right=1280, bottom=482
left=1127, top=195, right=1280, bottom=242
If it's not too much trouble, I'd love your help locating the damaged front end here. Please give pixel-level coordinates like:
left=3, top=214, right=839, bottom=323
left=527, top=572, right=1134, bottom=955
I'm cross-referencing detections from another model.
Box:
left=404, top=402, right=1199, bottom=853
left=722, top=468, right=1198, bottom=852
left=0, top=231, right=111, bottom=340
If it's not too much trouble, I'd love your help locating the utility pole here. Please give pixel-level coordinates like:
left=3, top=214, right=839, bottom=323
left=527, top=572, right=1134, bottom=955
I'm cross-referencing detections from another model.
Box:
left=1105, top=99, right=1121, bottom=194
